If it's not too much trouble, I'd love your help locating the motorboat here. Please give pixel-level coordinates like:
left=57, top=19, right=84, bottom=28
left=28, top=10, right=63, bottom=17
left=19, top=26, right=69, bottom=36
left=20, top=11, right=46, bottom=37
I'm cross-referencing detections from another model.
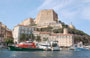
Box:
left=38, top=41, right=60, bottom=51
left=70, top=42, right=88, bottom=51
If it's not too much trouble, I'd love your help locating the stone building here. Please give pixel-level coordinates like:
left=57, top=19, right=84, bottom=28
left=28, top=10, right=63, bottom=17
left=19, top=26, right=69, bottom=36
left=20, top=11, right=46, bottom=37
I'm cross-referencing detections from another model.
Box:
left=20, top=18, right=35, bottom=26
left=6, top=30, right=12, bottom=38
left=33, top=31, right=51, bottom=41
left=33, top=28, right=75, bottom=47
left=49, top=33, right=74, bottom=47
left=13, top=24, right=35, bottom=43
left=0, top=22, right=12, bottom=43
left=0, top=22, right=3, bottom=42
left=35, top=9, right=62, bottom=28
left=35, top=9, right=58, bottom=25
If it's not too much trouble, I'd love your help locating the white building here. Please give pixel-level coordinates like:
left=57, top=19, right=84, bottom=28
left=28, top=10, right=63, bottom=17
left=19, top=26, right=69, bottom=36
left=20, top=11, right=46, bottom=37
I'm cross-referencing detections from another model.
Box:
left=49, top=33, right=74, bottom=47
left=13, top=25, right=35, bottom=43
left=33, top=28, right=75, bottom=47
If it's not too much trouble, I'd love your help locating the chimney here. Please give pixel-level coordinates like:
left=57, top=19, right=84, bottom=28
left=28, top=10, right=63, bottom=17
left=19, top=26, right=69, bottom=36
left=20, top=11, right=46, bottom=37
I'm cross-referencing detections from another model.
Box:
left=63, top=28, right=68, bottom=34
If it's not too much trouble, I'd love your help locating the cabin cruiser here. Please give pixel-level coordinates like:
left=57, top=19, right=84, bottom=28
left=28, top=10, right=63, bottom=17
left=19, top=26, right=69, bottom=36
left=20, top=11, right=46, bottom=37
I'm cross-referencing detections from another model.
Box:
left=38, top=41, right=60, bottom=51
left=38, top=42, right=51, bottom=51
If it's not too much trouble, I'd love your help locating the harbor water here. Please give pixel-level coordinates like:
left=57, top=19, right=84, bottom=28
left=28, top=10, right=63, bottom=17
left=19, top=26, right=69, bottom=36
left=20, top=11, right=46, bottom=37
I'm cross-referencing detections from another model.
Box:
left=0, top=49, right=90, bottom=58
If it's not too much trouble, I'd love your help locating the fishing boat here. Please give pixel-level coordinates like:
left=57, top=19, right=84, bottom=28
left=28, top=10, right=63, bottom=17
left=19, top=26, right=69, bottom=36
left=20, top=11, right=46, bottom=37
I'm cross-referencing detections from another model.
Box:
left=8, top=41, right=44, bottom=51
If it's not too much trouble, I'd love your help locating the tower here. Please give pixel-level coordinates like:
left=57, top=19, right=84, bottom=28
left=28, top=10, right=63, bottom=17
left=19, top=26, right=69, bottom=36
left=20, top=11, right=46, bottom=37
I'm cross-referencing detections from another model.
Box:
left=35, top=9, right=58, bottom=26
left=63, top=28, right=68, bottom=34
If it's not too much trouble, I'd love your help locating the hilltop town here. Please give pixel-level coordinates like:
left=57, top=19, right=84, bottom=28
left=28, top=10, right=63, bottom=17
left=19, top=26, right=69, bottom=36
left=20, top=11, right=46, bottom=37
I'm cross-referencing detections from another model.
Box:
left=0, top=9, right=90, bottom=47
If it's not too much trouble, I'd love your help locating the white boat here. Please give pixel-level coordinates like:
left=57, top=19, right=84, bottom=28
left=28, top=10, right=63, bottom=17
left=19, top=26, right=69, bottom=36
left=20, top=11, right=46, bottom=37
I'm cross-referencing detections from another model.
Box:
left=50, top=41, right=60, bottom=51
left=0, top=44, right=4, bottom=49
left=38, top=41, right=60, bottom=51
left=84, top=46, right=90, bottom=50
left=70, top=42, right=88, bottom=51
left=38, top=42, right=51, bottom=51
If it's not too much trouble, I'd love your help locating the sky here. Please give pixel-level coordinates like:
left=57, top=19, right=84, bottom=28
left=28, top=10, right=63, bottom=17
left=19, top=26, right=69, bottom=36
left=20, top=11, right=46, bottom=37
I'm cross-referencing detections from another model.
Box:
left=0, top=0, right=90, bottom=35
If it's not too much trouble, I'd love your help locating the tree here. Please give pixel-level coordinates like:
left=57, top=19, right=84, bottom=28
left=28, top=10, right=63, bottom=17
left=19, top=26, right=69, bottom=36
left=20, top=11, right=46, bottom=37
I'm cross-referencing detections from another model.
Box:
left=4, top=38, right=13, bottom=46
left=20, top=34, right=27, bottom=42
left=36, top=36, right=41, bottom=42
left=43, top=37, right=48, bottom=41
left=53, top=29, right=63, bottom=33
left=20, top=33, right=35, bottom=42
left=28, top=33, right=35, bottom=41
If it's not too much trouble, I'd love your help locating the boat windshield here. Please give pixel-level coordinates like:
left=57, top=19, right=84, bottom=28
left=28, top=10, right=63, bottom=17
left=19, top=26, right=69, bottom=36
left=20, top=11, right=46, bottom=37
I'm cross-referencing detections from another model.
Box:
left=41, top=45, right=50, bottom=47
left=19, top=42, right=33, bottom=45
left=52, top=43, right=58, bottom=47
left=19, top=42, right=24, bottom=44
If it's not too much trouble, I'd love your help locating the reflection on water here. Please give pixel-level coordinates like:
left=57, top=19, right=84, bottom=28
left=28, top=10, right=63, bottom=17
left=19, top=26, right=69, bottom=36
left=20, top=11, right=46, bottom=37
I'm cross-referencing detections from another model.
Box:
left=0, top=49, right=90, bottom=58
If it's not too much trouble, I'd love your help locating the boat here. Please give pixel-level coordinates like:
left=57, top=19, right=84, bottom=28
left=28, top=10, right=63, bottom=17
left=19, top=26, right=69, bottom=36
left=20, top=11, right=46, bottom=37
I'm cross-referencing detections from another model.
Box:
left=38, top=42, right=51, bottom=51
left=84, top=46, right=90, bottom=50
left=38, top=41, right=60, bottom=51
left=70, top=42, right=88, bottom=51
left=0, top=43, right=4, bottom=49
left=50, top=41, right=60, bottom=51
left=8, top=41, right=44, bottom=51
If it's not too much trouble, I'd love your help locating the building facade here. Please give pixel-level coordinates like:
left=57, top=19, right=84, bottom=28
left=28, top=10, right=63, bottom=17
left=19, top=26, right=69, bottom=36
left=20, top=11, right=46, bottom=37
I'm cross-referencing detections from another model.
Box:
left=34, top=9, right=62, bottom=28
left=20, top=18, right=35, bottom=26
left=0, top=22, right=12, bottom=43
left=13, top=25, right=35, bottom=43
left=49, top=34, right=74, bottom=47
left=33, top=28, right=75, bottom=47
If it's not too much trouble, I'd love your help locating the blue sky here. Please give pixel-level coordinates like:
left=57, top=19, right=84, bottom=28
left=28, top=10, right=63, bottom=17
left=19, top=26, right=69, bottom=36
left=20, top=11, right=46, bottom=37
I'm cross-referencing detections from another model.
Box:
left=0, top=0, right=90, bottom=35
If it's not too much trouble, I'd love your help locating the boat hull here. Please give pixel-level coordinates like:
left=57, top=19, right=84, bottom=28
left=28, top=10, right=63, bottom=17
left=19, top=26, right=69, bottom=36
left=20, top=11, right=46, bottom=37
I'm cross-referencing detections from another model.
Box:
left=8, top=46, right=44, bottom=51
left=75, top=48, right=88, bottom=51
left=70, top=48, right=88, bottom=51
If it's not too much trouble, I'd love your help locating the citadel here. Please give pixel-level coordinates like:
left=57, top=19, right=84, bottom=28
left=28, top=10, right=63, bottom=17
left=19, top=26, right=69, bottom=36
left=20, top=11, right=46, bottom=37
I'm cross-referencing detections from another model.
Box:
left=12, top=9, right=80, bottom=47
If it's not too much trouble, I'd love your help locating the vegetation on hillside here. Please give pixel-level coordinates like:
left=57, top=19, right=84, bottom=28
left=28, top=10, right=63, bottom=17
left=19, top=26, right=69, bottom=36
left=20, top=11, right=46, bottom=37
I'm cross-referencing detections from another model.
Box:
left=35, top=21, right=90, bottom=44
left=61, top=22, right=90, bottom=45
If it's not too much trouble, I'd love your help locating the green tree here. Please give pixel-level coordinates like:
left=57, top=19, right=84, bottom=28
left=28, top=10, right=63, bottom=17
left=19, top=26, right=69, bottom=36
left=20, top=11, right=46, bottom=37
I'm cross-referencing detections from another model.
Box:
left=20, top=34, right=27, bottom=42
left=28, top=33, right=35, bottom=41
left=4, top=38, right=13, bottom=46
left=20, top=33, right=35, bottom=42
left=36, top=36, right=41, bottom=42
left=53, top=29, right=63, bottom=33
left=43, top=37, right=48, bottom=41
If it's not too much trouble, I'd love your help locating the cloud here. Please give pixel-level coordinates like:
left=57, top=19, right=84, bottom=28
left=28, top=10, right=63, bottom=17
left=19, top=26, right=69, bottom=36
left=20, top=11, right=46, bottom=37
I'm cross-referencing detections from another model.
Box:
left=81, top=6, right=90, bottom=20
left=82, top=0, right=90, bottom=3
left=37, top=0, right=90, bottom=21
left=38, top=0, right=74, bottom=10
left=61, top=10, right=78, bottom=20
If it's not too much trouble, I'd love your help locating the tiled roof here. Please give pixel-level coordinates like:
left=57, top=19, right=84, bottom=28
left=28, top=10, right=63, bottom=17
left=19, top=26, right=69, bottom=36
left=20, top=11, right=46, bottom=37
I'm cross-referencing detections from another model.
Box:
left=51, top=33, right=74, bottom=36
left=15, top=24, right=35, bottom=28
left=40, top=32, right=50, bottom=34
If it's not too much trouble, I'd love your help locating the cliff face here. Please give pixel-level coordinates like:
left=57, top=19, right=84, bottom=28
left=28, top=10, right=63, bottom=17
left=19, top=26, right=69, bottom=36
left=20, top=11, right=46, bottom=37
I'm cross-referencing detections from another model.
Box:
left=35, top=9, right=59, bottom=26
